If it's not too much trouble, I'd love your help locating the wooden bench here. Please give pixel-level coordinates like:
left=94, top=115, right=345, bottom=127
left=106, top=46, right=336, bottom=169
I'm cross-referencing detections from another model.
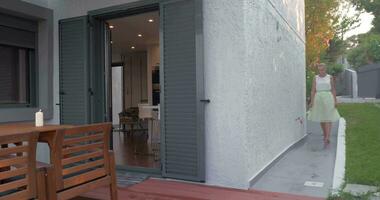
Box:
left=0, top=132, right=46, bottom=200
left=43, top=123, right=117, bottom=200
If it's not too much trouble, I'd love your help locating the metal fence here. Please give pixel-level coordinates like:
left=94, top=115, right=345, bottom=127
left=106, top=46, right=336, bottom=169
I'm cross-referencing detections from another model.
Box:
left=357, top=63, right=380, bottom=98
left=336, top=69, right=357, bottom=98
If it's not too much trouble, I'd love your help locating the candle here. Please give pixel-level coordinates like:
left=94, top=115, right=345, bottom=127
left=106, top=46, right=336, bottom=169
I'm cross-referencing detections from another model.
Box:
left=35, top=109, right=44, bottom=127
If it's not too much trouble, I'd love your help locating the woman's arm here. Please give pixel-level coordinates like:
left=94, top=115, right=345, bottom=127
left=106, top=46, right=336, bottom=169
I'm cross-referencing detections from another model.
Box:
left=310, top=77, right=316, bottom=108
left=331, top=76, right=337, bottom=107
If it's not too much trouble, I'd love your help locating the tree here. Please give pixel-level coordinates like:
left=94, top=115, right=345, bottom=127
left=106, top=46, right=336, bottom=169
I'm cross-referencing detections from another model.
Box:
left=321, top=37, right=348, bottom=64
left=305, top=0, right=360, bottom=98
left=305, top=0, right=339, bottom=67
left=347, top=33, right=380, bottom=68
left=321, top=1, right=361, bottom=64
left=334, top=0, right=362, bottom=40
left=346, top=0, right=380, bottom=68
left=350, top=0, right=380, bottom=32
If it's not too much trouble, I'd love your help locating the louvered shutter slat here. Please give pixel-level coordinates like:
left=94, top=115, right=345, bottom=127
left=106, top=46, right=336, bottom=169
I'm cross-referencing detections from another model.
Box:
left=59, top=17, right=89, bottom=125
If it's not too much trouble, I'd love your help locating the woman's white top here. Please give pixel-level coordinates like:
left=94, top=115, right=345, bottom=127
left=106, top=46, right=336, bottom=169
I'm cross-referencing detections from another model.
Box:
left=316, top=74, right=331, bottom=92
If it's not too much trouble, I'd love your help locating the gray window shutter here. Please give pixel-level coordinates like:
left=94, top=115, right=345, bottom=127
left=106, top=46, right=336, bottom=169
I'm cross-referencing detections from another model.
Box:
left=59, top=16, right=90, bottom=125
left=161, top=0, right=205, bottom=181
left=0, top=26, right=35, bottom=49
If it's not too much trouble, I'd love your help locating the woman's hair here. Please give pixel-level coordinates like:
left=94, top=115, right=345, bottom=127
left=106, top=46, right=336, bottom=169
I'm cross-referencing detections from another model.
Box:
left=317, top=63, right=327, bottom=69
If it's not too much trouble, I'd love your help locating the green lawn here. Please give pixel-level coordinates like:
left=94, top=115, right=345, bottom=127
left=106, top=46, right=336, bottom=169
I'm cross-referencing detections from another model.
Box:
left=338, top=103, right=380, bottom=186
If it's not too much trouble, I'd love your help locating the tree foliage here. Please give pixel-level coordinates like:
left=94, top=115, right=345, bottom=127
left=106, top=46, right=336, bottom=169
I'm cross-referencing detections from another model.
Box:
left=305, top=0, right=361, bottom=98
left=305, top=0, right=339, bottom=66
left=347, top=33, right=380, bottom=68
left=321, top=37, right=348, bottom=63
left=306, top=0, right=360, bottom=67
left=319, top=1, right=361, bottom=66
left=334, top=1, right=362, bottom=39
left=327, top=63, right=344, bottom=76
left=346, top=0, right=380, bottom=69
left=350, top=0, right=380, bottom=32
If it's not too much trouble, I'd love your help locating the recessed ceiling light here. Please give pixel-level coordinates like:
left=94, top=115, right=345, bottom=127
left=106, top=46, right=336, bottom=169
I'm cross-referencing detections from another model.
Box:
left=109, top=25, right=115, bottom=29
left=138, top=34, right=143, bottom=37
left=131, top=46, right=135, bottom=49
left=148, top=19, right=154, bottom=23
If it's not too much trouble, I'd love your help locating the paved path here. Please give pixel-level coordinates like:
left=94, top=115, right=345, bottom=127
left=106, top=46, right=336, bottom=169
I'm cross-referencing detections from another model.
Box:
left=337, top=96, right=380, bottom=103
left=251, top=120, right=339, bottom=198
left=77, top=179, right=323, bottom=200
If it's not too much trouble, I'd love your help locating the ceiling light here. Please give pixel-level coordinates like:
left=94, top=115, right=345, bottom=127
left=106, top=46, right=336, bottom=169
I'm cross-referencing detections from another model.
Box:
left=109, top=25, right=115, bottom=29
left=131, top=46, right=135, bottom=49
left=110, top=41, right=113, bottom=44
left=148, top=19, right=154, bottom=23
left=138, top=34, right=143, bottom=37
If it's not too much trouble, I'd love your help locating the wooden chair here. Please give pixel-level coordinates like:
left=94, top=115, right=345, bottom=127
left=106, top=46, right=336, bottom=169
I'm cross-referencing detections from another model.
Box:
left=0, top=132, right=45, bottom=200
left=44, top=123, right=117, bottom=200
left=119, top=108, right=139, bottom=135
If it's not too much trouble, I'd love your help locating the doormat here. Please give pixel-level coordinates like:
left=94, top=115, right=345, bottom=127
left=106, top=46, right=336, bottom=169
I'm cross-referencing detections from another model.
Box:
left=116, top=170, right=149, bottom=188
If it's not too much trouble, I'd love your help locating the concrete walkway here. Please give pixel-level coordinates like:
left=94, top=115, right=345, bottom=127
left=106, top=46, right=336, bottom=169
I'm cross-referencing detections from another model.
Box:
left=337, top=96, right=380, bottom=103
left=251, top=120, right=339, bottom=198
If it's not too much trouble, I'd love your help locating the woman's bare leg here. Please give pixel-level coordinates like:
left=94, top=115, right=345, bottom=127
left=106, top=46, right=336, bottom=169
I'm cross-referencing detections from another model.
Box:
left=326, top=122, right=332, bottom=143
left=320, top=122, right=327, bottom=142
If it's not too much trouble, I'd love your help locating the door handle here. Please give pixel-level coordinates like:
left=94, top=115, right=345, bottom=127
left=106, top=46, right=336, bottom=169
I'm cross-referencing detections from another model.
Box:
left=200, top=99, right=210, bottom=103
left=88, top=88, right=94, bottom=96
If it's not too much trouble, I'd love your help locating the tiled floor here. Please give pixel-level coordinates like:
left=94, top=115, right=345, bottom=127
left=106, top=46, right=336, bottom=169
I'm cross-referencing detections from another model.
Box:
left=74, top=179, right=324, bottom=200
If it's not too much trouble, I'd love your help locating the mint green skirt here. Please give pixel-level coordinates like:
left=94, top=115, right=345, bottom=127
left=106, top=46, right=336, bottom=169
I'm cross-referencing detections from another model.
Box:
left=308, top=91, right=340, bottom=122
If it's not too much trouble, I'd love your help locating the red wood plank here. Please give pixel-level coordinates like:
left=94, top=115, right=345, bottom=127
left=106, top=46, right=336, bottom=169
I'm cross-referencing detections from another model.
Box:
left=75, top=178, right=324, bottom=200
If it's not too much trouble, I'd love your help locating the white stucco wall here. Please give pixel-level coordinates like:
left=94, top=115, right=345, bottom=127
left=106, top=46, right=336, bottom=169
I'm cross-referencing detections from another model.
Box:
left=243, top=0, right=306, bottom=186
left=203, top=0, right=306, bottom=189
left=203, top=0, right=250, bottom=189
left=22, top=0, right=305, bottom=190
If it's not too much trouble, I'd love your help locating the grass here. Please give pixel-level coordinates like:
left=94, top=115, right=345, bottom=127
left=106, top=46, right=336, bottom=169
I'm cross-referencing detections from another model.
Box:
left=327, top=191, right=374, bottom=200
left=338, top=103, right=380, bottom=186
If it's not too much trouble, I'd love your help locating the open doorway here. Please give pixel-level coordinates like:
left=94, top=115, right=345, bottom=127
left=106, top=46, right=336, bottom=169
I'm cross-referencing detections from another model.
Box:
left=107, top=11, right=161, bottom=170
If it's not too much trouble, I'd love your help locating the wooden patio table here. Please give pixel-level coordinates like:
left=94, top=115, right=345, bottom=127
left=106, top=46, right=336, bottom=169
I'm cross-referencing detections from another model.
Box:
left=0, top=123, right=74, bottom=163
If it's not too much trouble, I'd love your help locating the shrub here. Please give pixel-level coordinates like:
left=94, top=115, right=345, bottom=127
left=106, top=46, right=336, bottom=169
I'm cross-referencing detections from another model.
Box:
left=306, top=68, right=315, bottom=99
left=327, top=63, right=344, bottom=76
left=347, top=33, right=380, bottom=69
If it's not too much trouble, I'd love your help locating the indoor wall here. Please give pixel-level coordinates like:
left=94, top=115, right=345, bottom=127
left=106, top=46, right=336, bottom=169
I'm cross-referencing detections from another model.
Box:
left=123, top=52, right=148, bottom=109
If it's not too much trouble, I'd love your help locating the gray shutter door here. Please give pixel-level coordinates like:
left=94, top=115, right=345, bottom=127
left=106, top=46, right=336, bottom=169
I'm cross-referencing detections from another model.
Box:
left=59, top=16, right=90, bottom=125
left=161, top=0, right=205, bottom=181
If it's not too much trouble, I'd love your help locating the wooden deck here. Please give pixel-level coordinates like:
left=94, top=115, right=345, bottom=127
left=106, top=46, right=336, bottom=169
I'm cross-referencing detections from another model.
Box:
left=75, top=179, right=324, bottom=200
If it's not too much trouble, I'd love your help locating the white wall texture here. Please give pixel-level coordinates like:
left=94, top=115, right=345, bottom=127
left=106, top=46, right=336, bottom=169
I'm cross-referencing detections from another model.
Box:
left=22, top=0, right=305, bottom=189
left=203, top=0, right=306, bottom=189
left=243, top=0, right=306, bottom=186
left=203, top=0, right=250, bottom=189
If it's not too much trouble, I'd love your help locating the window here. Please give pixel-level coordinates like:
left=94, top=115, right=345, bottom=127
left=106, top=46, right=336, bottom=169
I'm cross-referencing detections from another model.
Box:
left=0, top=13, right=37, bottom=107
left=0, top=45, right=35, bottom=106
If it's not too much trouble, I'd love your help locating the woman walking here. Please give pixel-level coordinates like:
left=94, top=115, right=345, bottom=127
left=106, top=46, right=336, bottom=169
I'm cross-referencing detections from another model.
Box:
left=308, top=63, right=340, bottom=145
